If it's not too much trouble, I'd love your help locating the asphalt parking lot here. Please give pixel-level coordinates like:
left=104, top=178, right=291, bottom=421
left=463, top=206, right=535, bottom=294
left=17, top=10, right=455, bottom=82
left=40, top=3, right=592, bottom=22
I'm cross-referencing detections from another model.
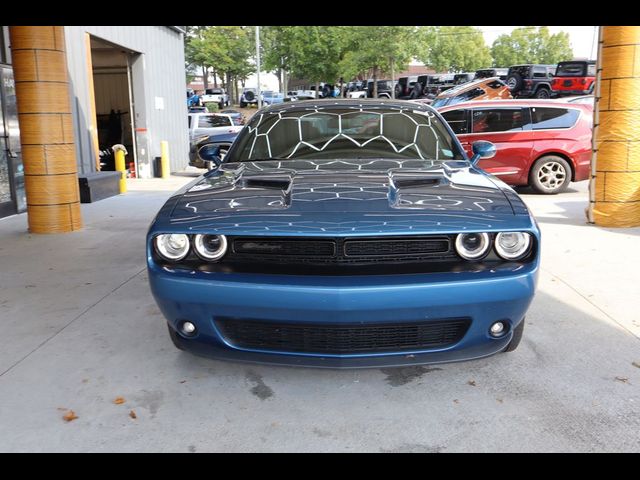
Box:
left=0, top=178, right=638, bottom=452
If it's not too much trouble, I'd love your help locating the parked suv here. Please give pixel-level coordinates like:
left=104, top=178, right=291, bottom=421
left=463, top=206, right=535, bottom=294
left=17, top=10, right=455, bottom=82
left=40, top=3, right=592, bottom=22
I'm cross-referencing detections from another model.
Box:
left=438, top=99, right=592, bottom=194
left=506, top=64, right=556, bottom=99
left=240, top=88, right=260, bottom=107
left=475, top=68, right=509, bottom=81
left=395, top=76, right=418, bottom=98
left=551, top=60, right=596, bottom=97
left=366, top=79, right=394, bottom=98
left=453, top=73, right=475, bottom=85
left=201, top=88, right=230, bottom=109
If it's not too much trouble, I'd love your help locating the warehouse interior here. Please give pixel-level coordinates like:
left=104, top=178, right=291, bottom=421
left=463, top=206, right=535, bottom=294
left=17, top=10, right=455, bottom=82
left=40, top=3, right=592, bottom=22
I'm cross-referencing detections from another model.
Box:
left=89, top=36, right=137, bottom=174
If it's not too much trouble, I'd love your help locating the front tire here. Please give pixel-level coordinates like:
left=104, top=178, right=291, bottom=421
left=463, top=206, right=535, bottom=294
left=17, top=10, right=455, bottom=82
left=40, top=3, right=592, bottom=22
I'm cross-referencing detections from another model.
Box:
left=529, top=155, right=571, bottom=194
left=503, top=320, right=524, bottom=353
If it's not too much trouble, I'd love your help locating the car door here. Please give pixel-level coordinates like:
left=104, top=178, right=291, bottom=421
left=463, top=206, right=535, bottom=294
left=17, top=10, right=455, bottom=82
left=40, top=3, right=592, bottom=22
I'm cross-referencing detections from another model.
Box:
left=449, top=107, right=533, bottom=185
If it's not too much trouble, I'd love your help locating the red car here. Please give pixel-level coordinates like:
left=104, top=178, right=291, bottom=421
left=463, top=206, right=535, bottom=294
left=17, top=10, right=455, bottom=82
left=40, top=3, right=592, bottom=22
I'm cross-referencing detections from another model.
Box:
left=551, top=60, right=596, bottom=97
left=438, top=99, right=592, bottom=194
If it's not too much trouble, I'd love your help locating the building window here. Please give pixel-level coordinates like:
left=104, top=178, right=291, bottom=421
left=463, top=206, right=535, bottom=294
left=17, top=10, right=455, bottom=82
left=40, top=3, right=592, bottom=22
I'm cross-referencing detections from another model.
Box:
left=0, top=26, right=11, bottom=64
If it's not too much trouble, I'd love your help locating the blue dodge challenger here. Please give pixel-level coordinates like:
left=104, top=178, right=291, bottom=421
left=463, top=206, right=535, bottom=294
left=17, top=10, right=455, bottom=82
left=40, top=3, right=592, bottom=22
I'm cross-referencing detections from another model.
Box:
left=147, top=100, right=540, bottom=368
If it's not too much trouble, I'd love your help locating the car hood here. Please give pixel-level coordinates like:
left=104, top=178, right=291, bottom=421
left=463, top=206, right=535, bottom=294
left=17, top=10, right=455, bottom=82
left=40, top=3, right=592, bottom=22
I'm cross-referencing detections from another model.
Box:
left=156, top=159, right=532, bottom=235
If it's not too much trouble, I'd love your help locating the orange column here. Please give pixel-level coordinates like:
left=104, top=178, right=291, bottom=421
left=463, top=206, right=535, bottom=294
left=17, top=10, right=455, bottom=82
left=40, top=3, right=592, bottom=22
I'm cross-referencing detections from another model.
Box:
left=9, top=26, right=82, bottom=233
left=590, top=26, right=640, bottom=227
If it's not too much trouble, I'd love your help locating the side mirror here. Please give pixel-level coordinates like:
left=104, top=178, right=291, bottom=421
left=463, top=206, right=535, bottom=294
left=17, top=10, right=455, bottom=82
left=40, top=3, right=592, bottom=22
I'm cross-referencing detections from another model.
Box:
left=470, top=141, right=496, bottom=165
left=198, top=144, right=222, bottom=170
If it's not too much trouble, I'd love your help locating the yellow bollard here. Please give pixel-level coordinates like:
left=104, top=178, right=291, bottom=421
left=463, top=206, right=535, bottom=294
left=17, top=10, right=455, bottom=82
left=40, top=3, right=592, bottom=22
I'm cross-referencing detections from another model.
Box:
left=112, top=144, right=128, bottom=194
left=161, top=141, right=170, bottom=179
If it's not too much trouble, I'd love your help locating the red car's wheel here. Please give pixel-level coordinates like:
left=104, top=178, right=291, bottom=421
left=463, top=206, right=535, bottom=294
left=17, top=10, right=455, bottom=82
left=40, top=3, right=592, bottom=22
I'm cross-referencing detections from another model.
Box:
left=529, top=155, right=571, bottom=194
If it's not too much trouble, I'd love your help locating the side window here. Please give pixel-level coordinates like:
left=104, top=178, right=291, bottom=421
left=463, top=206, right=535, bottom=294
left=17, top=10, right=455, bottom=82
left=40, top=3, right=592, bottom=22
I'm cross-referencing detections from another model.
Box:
left=588, top=64, right=596, bottom=76
left=531, top=107, right=580, bottom=129
left=472, top=108, right=525, bottom=133
left=198, top=115, right=229, bottom=128
left=532, top=67, right=547, bottom=78
left=441, top=110, right=468, bottom=135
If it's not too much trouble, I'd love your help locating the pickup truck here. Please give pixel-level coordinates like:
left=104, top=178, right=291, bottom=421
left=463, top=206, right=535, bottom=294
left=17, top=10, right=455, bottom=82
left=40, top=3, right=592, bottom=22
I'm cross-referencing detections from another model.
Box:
left=188, top=113, right=243, bottom=144
left=200, top=88, right=230, bottom=109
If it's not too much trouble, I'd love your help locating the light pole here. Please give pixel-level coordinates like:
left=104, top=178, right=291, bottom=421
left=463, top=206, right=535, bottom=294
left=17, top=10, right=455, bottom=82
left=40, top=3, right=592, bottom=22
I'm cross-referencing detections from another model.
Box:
left=256, top=26, right=262, bottom=109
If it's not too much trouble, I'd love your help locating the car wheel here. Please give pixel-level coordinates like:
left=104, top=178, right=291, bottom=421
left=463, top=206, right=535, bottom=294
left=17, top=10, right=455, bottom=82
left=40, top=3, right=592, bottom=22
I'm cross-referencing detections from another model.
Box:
left=506, top=72, right=523, bottom=93
left=167, top=324, right=185, bottom=351
left=240, top=101, right=247, bottom=108
left=529, top=155, right=571, bottom=194
left=219, top=102, right=224, bottom=110
left=502, top=320, right=524, bottom=353
left=535, top=87, right=551, bottom=99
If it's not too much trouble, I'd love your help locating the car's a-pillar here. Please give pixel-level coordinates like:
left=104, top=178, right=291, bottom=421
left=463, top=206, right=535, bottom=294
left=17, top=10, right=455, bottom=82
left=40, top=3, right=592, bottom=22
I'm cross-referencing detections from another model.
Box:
left=9, top=26, right=82, bottom=233
left=590, top=26, right=640, bottom=227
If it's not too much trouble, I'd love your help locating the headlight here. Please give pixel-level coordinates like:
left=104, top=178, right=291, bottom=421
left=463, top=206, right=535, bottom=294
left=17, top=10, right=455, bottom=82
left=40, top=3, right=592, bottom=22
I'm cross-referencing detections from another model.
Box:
left=495, top=232, right=531, bottom=260
left=455, top=233, right=491, bottom=260
left=155, top=234, right=190, bottom=261
left=193, top=234, right=227, bottom=261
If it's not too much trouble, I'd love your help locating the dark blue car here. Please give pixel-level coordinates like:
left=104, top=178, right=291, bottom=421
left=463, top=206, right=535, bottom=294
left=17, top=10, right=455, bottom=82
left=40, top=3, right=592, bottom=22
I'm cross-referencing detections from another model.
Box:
left=148, top=100, right=540, bottom=368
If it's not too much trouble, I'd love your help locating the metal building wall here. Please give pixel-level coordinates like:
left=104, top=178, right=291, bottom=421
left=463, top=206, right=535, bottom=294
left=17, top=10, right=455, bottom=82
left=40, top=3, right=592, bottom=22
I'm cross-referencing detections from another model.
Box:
left=63, top=26, right=188, bottom=175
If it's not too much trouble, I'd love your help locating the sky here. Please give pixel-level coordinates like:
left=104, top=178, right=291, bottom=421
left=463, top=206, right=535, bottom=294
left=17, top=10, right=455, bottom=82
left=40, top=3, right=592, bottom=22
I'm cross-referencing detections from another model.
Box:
left=477, top=26, right=598, bottom=59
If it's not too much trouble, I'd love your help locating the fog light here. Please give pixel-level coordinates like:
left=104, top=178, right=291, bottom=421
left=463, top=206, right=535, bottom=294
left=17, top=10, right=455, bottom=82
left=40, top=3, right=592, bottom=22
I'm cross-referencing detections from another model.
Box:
left=490, top=322, right=505, bottom=337
left=180, top=321, right=196, bottom=336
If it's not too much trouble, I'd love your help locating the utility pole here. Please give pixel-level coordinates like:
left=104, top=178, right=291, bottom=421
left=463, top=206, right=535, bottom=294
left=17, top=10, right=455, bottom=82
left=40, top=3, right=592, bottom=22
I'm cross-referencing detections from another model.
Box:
left=256, top=26, right=262, bottom=109
left=390, top=57, right=395, bottom=99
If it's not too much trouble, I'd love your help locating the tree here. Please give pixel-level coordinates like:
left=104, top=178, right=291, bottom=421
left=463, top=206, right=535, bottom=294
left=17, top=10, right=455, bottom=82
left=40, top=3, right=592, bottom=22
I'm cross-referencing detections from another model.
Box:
left=184, top=26, right=213, bottom=89
left=339, top=26, right=419, bottom=97
left=491, top=27, right=573, bottom=67
left=286, top=26, right=346, bottom=98
left=421, top=26, right=492, bottom=72
left=199, top=26, right=255, bottom=104
left=261, top=26, right=297, bottom=94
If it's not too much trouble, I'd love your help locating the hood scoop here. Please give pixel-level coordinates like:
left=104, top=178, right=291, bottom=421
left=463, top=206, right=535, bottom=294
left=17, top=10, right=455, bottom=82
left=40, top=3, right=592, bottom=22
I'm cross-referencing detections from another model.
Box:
left=392, top=177, right=443, bottom=188
left=242, top=177, right=292, bottom=191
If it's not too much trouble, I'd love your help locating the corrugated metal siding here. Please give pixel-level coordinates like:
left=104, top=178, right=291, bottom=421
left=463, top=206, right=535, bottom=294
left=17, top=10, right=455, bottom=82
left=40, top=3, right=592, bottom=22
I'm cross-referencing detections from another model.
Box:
left=64, top=26, right=189, bottom=174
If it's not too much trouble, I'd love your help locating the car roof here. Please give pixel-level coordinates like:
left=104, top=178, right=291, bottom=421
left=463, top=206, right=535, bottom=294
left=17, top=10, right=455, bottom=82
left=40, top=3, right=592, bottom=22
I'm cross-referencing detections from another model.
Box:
left=188, top=112, right=233, bottom=117
left=256, top=98, right=437, bottom=114
left=435, top=77, right=503, bottom=98
left=437, top=98, right=590, bottom=111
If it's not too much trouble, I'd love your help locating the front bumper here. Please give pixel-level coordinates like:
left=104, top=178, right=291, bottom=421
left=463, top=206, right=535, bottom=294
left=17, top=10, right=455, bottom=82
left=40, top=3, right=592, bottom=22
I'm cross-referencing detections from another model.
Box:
left=148, top=261, right=539, bottom=368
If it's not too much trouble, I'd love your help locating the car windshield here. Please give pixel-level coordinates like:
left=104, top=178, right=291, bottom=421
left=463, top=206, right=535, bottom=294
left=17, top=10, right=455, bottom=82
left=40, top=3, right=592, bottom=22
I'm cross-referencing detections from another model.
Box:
left=206, top=89, right=223, bottom=94
left=228, top=106, right=464, bottom=162
left=556, top=63, right=588, bottom=76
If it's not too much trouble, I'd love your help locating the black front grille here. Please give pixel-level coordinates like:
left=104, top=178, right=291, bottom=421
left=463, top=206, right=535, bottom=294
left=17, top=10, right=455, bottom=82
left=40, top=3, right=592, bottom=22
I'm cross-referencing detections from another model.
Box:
left=233, top=238, right=335, bottom=256
left=344, top=238, right=449, bottom=257
left=216, top=317, right=471, bottom=354
left=228, top=235, right=456, bottom=266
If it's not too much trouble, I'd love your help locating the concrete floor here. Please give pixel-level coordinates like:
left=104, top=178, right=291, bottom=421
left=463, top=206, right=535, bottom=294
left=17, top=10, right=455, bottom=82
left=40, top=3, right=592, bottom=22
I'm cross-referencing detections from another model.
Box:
left=0, top=177, right=639, bottom=452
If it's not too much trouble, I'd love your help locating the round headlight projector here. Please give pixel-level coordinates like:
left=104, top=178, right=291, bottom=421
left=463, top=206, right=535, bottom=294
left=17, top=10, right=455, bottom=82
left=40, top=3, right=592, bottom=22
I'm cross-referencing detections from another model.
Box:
left=495, top=232, right=531, bottom=260
left=194, top=234, right=227, bottom=261
left=455, top=233, right=491, bottom=260
left=155, top=234, right=190, bottom=261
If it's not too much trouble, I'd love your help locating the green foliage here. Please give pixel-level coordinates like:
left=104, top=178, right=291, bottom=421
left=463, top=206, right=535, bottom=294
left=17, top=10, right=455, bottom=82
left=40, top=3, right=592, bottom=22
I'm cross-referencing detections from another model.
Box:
left=286, top=26, right=346, bottom=86
left=421, top=26, right=492, bottom=72
left=491, top=27, right=574, bottom=67
left=339, top=26, right=420, bottom=80
left=205, top=102, right=219, bottom=113
left=261, top=26, right=297, bottom=75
